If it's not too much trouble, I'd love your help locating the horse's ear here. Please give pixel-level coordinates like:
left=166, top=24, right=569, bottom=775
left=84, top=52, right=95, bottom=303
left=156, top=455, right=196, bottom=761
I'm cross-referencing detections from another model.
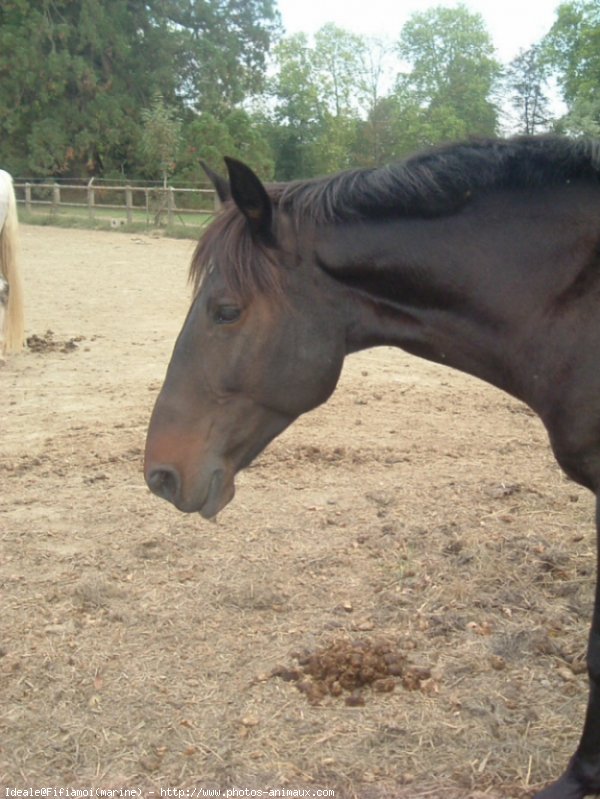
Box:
left=224, top=157, right=273, bottom=241
left=200, top=160, right=230, bottom=203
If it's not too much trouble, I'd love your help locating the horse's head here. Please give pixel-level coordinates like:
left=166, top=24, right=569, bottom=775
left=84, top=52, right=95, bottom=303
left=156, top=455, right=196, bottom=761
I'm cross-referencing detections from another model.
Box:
left=144, top=159, right=347, bottom=517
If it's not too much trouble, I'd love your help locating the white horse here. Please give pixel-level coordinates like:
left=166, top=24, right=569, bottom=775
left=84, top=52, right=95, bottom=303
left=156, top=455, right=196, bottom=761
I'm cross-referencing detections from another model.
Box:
left=0, top=169, right=24, bottom=355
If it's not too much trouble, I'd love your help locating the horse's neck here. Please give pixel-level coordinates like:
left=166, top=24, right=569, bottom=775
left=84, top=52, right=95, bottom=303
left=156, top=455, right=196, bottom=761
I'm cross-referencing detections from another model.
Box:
left=316, top=213, right=527, bottom=397
left=343, top=278, right=511, bottom=393
left=315, top=186, right=600, bottom=411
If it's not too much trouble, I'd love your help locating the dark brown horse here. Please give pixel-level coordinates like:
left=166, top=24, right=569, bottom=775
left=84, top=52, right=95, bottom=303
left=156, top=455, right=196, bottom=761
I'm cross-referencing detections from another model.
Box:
left=145, top=136, right=600, bottom=799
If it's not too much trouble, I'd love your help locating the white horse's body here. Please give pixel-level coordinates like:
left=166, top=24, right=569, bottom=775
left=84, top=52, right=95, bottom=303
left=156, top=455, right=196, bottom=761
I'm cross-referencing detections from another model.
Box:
left=0, top=169, right=24, bottom=355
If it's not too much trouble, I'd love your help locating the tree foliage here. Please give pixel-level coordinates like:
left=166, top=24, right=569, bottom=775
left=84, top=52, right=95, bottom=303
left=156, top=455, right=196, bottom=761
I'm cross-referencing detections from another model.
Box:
left=140, top=95, right=182, bottom=187
left=0, top=0, right=181, bottom=175
left=159, top=0, right=281, bottom=114
left=543, top=0, right=600, bottom=135
left=269, top=26, right=384, bottom=177
left=395, top=6, right=500, bottom=142
left=0, top=0, right=279, bottom=176
left=503, top=45, right=552, bottom=134
left=0, top=1, right=597, bottom=183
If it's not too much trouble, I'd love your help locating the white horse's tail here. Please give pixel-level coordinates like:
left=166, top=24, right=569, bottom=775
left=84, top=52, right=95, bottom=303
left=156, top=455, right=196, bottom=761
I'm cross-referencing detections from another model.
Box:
left=0, top=174, right=25, bottom=354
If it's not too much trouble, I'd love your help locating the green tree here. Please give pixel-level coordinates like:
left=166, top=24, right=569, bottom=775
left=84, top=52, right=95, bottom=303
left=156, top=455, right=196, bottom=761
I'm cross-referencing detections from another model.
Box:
left=395, top=5, right=500, bottom=143
left=543, top=0, right=600, bottom=135
left=269, top=26, right=390, bottom=177
left=159, top=0, right=281, bottom=115
left=504, top=45, right=552, bottom=134
left=355, top=94, right=435, bottom=166
left=269, top=33, right=323, bottom=178
left=312, top=24, right=370, bottom=117
left=180, top=113, right=236, bottom=182
left=272, top=34, right=321, bottom=130
left=0, top=0, right=279, bottom=177
left=140, top=95, right=182, bottom=187
left=177, top=109, right=274, bottom=184
left=0, top=0, right=176, bottom=175
left=222, top=109, right=274, bottom=177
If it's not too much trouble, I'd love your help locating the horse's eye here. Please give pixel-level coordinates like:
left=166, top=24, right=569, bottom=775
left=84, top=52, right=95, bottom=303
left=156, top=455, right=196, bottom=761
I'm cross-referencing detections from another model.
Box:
left=215, top=305, right=241, bottom=325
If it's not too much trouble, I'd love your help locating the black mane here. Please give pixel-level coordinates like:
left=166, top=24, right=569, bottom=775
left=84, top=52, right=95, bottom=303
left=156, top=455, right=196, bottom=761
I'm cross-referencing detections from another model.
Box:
left=191, top=136, right=600, bottom=297
left=277, top=135, right=600, bottom=224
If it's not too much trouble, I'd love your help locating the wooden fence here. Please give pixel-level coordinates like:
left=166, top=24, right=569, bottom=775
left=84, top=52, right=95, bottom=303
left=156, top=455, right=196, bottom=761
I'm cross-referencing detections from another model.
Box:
left=13, top=179, right=219, bottom=227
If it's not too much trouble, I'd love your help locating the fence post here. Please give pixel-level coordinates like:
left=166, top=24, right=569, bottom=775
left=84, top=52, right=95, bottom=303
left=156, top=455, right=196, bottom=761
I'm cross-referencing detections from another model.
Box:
left=25, top=183, right=31, bottom=214
left=87, top=178, right=95, bottom=220
left=167, top=187, right=175, bottom=226
left=213, top=189, right=221, bottom=211
left=52, top=183, right=60, bottom=214
left=125, top=186, right=133, bottom=224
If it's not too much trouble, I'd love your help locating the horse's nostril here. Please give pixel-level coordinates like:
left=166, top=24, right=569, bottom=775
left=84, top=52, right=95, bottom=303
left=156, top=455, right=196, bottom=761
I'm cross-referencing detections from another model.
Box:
left=147, top=466, right=181, bottom=504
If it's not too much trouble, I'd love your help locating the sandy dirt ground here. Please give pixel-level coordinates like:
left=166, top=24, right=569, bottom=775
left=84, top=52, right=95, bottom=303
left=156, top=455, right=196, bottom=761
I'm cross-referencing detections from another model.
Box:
left=1, top=225, right=598, bottom=799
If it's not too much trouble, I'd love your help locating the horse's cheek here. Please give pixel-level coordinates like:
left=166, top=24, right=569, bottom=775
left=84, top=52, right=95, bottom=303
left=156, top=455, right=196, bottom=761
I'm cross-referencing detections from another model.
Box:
left=286, top=330, right=344, bottom=411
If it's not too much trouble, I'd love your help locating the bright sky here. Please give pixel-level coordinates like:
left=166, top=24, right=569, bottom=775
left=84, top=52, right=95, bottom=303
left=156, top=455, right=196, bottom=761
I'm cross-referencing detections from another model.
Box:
left=276, top=0, right=560, bottom=63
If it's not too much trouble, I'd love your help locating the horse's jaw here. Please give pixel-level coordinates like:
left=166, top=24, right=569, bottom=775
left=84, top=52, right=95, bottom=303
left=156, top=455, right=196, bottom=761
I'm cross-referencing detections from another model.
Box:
left=197, top=468, right=236, bottom=519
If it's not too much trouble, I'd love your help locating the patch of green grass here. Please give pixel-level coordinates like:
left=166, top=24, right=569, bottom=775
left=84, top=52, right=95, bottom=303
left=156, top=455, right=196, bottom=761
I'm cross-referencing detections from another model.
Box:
left=19, top=209, right=213, bottom=240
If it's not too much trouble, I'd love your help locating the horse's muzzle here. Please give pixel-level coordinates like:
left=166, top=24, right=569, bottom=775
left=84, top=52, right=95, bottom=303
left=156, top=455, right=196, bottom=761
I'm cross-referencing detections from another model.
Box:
left=145, top=459, right=234, bottom=519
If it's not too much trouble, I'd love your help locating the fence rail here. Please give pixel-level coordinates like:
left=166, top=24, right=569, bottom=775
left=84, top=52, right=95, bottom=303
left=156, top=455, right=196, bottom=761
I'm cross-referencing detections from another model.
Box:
left=13, top=179, right=219, bottom=227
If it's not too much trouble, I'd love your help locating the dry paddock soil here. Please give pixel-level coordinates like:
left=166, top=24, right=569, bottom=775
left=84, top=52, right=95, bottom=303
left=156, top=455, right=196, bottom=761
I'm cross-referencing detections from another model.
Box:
left=1, top=225, right=598, bottom=799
